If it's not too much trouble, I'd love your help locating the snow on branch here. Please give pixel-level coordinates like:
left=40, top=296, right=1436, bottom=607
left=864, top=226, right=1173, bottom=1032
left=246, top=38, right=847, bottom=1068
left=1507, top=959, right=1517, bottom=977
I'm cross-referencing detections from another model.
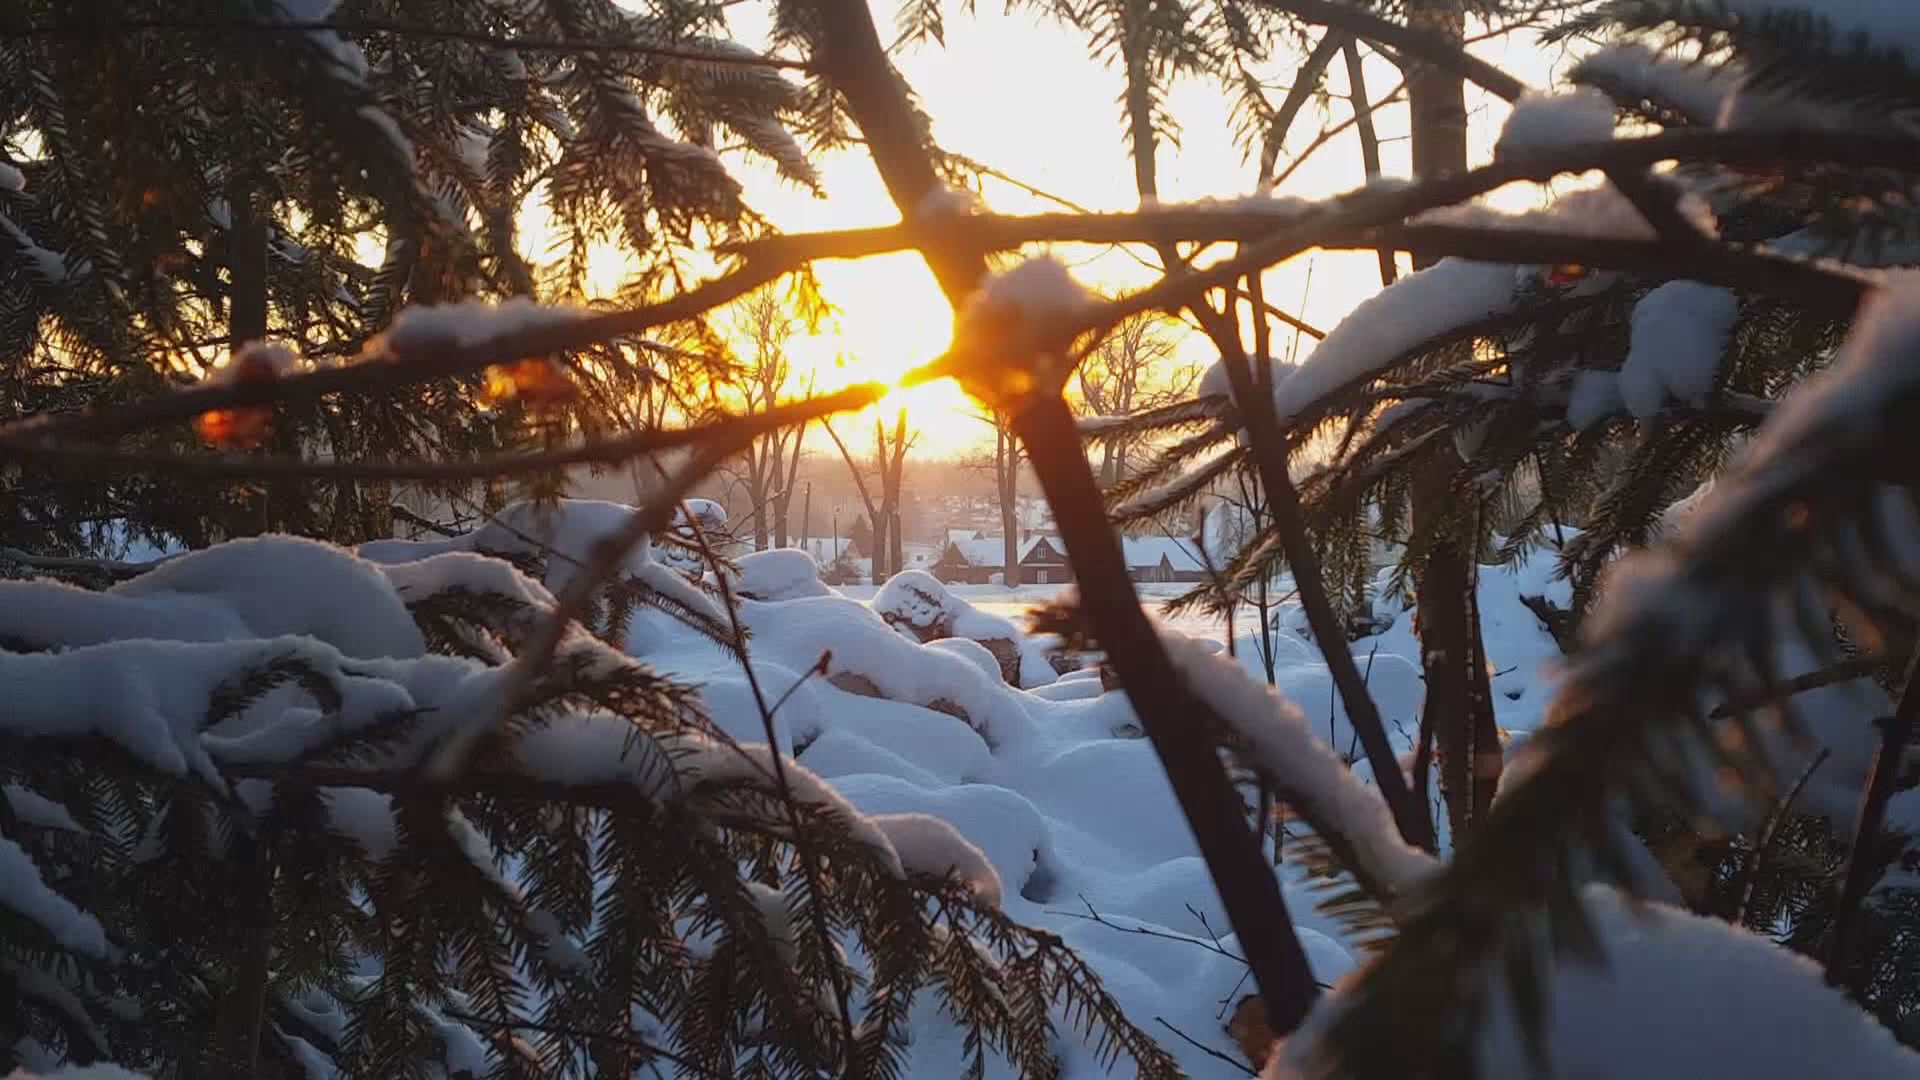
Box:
left=0, top=835, right=109, bottom=957
left=1160, top=632, right=1437, bottom=899
left=1496, top=88, right=1618, bottom=156
left=1296, top=271, right=1920, bottom=1078
left=1275, top=886, right=1920, bottom=1079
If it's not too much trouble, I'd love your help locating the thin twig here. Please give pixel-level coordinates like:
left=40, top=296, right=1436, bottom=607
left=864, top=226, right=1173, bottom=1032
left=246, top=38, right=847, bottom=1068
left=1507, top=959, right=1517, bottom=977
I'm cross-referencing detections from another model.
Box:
left=1153, top=1017, right=1257, bottom=1077
left=1051, top=895, right=1246, bottom=963
left=1269, top=0, right=1529, bottom=101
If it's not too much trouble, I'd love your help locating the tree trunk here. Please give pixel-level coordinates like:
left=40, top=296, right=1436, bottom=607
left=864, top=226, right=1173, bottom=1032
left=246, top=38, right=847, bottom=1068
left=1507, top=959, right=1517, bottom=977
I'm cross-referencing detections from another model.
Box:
left=228, top=191, right=271, bottom=538
left=799, top=482, right=812, bottom=551
left=997, top=422, right=1023, bottom=586
left=1405, top=0, right=1501, bottom=842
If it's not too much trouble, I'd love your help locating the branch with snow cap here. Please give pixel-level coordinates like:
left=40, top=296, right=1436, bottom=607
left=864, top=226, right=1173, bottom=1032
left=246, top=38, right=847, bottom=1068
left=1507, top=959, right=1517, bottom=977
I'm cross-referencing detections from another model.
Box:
left=1293, top=271, right=1920, bottom=1076
left=1160, top=631, right=1438, bottom=902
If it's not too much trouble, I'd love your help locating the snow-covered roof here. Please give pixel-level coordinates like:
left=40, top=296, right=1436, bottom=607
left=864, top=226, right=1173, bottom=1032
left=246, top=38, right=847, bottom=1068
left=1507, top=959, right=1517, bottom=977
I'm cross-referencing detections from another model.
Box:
left=1120, top=536, right=1205, bottom=572
left=942, top=536, right=1044, bottom=567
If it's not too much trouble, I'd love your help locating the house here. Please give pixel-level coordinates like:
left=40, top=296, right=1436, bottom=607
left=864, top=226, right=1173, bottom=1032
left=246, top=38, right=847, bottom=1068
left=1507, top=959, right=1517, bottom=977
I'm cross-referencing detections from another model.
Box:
left=932, top=536, right=1015, bottom=584
left=1016, top=535, right=1074, bottom=585
left=1120, top=536, right=1209, bottom=584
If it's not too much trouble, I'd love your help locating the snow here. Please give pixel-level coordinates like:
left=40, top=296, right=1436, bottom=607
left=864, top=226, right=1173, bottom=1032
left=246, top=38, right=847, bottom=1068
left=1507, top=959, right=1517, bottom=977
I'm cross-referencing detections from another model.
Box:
left=872, top=570, right=1057, bottom=688
left=1418, top=183, right=1712, bottom=242
left=321, top=787, right=397, bottom=860
left=277, top=1029, right=337, bottom=1080
left=199, top=341, right=303, bottom=385
left=1, top=213, right=69, bottom=285
left=742, top=593, right=1040, bottom=747
left=276, top=0, right=369, bottom=85
left=25, top=490, right=1897, bottom=1076
left=105, top=536, right=426, bottom=658
left=0, top=836, right=108, bottom=956
left=1212, top=183, right=1724, bottom=423
left=1220, top=259, right=1521, bottom=420
left=917, top=183, right=984, bottom=219
left=1572, top=44, right=1736, bottom=127
left=1160, top=633, right=1435, bottom=894
left=1619, top=282, right=1740, bottom=419
left=1275, top=887, right=1920, bottom=1079
left=1567, top=369, right=1624, bottom=430
left=1687, top=272, right=1920, bottom=549
left=379, top=297, right=591, bottom=354
left=4, top=784, right=84, bottom=834
left=0, top=637, right=418, bottom=787
left=954, top=255, right=1093, bottom=361
left=355, top=106, right=414, bottom=166
left=869, top=812, right=1005, bottom=905
left=734, top=548, right=835, bottom=601
left=1495, top=88, right=1616, bottom=157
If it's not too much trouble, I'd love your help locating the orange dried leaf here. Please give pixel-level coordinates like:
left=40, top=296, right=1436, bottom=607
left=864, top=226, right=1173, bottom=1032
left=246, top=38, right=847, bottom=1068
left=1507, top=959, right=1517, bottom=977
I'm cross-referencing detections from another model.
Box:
left=1546, top=263, right=1587, bottom=287
left=195, top=406, right=273, bottom=450
left=483, top=359, right=578, bottom=407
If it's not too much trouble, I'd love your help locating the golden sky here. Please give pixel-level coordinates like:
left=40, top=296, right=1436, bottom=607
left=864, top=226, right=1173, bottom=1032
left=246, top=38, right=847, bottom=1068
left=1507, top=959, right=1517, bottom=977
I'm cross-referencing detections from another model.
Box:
left=613, top=2, right=1587, bottom=455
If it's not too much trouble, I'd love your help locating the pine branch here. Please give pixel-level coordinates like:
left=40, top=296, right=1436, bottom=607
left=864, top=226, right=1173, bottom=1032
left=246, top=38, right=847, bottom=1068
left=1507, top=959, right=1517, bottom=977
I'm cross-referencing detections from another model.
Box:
left=674, top=500, right=860, bottom=1073
left=426, top=443, right=733, bottom=779
left=1, top=385, right=883, bottom=480
left=1828, top=649, right=1920, bottom=985
left=0, top=256, right=795, bottom=445
left=7, top=16, right=817, bottom=71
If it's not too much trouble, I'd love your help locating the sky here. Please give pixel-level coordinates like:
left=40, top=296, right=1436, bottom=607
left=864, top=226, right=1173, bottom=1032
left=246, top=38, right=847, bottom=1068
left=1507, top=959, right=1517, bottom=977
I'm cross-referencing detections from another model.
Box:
left=609, top=1, right=1589, bottom=456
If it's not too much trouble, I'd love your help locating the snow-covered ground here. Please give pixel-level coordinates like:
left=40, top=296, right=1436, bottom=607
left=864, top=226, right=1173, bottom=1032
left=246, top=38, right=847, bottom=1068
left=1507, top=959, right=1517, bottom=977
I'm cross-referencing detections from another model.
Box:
left=10, top=502, right=1909, bottom=1078
left=646, top=542, right=1574, bottom=1074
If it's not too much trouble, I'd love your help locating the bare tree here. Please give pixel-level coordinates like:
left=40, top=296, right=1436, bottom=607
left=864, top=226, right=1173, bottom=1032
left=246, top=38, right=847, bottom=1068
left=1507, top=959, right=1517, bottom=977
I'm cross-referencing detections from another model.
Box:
left=823, top=406, right=915, bottom=583
left=1072, top=312, right=1200, bottom=486
left=961, top=409, right=1026, bottom=586
left=717, top=287, right=814, bottom=550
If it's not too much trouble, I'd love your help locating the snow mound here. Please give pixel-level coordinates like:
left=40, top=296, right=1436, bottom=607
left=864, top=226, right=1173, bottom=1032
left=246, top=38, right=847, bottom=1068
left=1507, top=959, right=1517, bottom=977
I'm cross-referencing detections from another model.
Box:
left=874, top=570, right=1058, bottom=687
left=4, top=536, right=425, bottom=659
left=741, top=593, right=1039, bottom=750
left=734, top=548, right=836, bottom=601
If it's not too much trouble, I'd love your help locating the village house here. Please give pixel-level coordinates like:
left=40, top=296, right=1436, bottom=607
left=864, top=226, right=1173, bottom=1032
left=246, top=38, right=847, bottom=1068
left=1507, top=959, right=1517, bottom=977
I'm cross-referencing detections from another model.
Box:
left=926, top=530, right=1205, bottom=586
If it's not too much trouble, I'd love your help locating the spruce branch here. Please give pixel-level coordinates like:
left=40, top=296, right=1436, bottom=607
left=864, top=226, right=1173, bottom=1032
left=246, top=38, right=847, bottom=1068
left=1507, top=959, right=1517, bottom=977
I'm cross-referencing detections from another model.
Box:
left=0, top=256, right=797, bottom=445
left=5, top=16, right=818, bottom=72
left=1828, top=650, right=1920, bottom=985
left=674, top=499, right=860, bottom=1075
left=0, top=385, right=884, bottom=480
left=427, top=443, right=733, bottom=780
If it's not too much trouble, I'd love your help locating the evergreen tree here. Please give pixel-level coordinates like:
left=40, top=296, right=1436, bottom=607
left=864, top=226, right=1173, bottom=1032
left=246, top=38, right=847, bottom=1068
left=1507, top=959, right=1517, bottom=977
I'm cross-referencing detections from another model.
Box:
left=0, top=0, right=817, bottom=552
